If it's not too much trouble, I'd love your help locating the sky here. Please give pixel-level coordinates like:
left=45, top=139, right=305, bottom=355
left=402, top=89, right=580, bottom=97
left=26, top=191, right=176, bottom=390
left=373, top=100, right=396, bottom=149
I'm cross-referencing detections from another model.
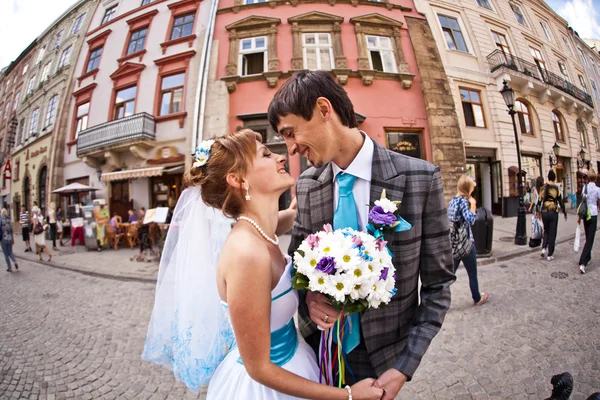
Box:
left=0, top=0, right=599, bottom=70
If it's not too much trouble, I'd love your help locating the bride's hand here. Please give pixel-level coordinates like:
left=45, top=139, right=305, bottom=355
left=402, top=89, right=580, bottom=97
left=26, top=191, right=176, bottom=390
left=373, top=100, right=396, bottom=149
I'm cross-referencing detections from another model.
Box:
left=306, top=291, right=339, bottom=330
left=288, top=197, right=297, bottom=211
left=351, top=378, right=384, bottom=400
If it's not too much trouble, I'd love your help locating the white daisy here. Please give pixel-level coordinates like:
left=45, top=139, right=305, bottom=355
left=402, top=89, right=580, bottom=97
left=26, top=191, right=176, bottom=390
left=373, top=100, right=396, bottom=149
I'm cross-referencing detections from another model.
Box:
left=374, top=198, right=398, bottom=214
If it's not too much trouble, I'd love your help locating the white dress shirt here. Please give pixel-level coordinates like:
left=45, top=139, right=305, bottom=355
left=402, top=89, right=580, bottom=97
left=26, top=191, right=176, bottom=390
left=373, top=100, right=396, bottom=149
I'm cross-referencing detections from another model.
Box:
left=332, top=132, right=374, bottom=232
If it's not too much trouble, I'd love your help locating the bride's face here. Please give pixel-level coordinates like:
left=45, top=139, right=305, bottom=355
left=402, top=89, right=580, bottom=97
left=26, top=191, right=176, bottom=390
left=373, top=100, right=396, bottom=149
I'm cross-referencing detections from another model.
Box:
left=245, top=141, right=295, bottom=196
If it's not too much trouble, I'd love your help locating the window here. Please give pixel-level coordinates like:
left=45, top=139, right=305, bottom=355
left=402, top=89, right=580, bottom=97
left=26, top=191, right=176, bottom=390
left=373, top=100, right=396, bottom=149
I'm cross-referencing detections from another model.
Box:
left=592, top=80, right=599, bottom=100
left=563, top=37, right=573, bottom=56
left=41, top=62, right=51, bottom=81
left=72, top=13, right=86, bottom=34
left=102, top=6, right=117, bottom=24
left=593, top=126, right=599, bottom=151
left=4, top=103, right=10, bottom=119
left=86, top=47, right=103, bottom=72
left=36, top=46, right=46, bottom=65
left=44, top=95, right=58, bottom=127
left=438, top=15, right=468, bottom=52
left=170, top=13, right=195, bottom=40
left=238, top=37, right=267, bottom=76
left=558, top=61, right=569, bottom=81
left=244, top=0, right=267, bottom=3
left=578, top=47, right=588, bottom=66
left=127, top=28, right=148, bottom=55
left=460, top=88, right=485, bottom=128
left=13, top=92, right=20, bottom=110
left=515, top=100, right=533, bottom=136
left=511, top=4, right=527, bottom=26
left=113, top=86, right=136, bottom=119
left=579, top=74, right=588, bottom=92
left=591, top=60, right=598, bottom=74
left=540, top=21, right=552, bottom=41
left=529, top=47, right=547, bottom=79
left=75, top=102, right=89, bottom=138
left=552, top=111, right=564, bottom=142
left=577, top=119, right=587, bottom=148
left=22, top=64, right=28, bottom=75
left=366, top=35, right=397, bottom=73
left=58, top=46, right=72, bottom=69
left=302, top=33, right=334, bottom=70
left=159, top=73, right=184, bottom=116
left=54, top=30, right=64, bottom=48
left=387, top=131, right=423, bottom=159
left=476, top=0, right=493, bottom=10
left=492, top=31, right=513, bottom=64
left=29, top=109, right=39, bottom=136
left=26, top=75, right=36, bottom=94
left=141, top=0, right=155, bottom=4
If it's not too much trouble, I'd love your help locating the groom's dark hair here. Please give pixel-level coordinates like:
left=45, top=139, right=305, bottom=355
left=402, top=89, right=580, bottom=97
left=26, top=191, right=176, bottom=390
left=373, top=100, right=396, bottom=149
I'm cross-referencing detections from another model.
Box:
left=268, top=71, right=358, bottom=132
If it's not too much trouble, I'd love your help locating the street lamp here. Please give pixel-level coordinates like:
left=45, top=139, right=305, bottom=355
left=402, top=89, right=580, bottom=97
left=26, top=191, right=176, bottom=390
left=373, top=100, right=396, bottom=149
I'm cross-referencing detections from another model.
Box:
left=550, top=142, right=559, bottom=166
left=500, top=80, right=527, bottom=245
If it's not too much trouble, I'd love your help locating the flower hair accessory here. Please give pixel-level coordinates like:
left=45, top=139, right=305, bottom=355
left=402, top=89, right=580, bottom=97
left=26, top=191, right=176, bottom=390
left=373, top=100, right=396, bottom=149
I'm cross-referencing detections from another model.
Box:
left=193, top=139, right=215, bottom=167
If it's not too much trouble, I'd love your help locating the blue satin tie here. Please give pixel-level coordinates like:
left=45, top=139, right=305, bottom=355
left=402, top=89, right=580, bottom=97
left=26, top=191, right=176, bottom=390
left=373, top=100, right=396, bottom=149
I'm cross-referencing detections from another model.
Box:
left=333, top=172, right=360, bottom=353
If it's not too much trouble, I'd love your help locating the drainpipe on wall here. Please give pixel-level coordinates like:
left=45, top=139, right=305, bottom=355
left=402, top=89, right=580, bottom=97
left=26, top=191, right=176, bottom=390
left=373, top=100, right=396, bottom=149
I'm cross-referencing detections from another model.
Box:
left=191, top=0, right=219, bottom=154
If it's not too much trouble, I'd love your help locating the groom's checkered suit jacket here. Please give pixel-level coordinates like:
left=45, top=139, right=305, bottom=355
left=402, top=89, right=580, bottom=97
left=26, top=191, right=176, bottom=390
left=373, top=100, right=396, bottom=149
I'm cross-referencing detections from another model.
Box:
left=289, top=139, right=456, bottom=379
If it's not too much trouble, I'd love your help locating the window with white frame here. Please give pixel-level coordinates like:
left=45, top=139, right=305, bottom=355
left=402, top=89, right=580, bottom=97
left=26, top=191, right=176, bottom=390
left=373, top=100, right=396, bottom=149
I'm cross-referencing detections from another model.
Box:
left=558, top=61, right=570, bottom=81
left=75, top=102, right=89, bottom=138
left=243, top=0, right=267, bottom=4
left=540, top=21, right=552, bottom=41
left=238, top=37, right=267, bottom=76
left=29, top=109, right=39, bottom=136
left=141, top=0, right=155, bottom=4
left=36, top=46, right=46, bottom=65
left=511, top=4, right=527, bottom=26
left=41, top=62, right=51, bottom=81
left=57, top=46, right=72, bottom=69
left=579, top=74, right=588, bottom=92
left=563, top=36, right=573, bottom=56
left=26, top=75, right=36, bottom=94
left=44, top=95, right=59, bottom=127
left=13, top=92, right=20, bottom=110
left=72, top=13, right=86, bottom=34
left=4, top=103, right=10, bottom=119
left=476, top=0, right=493, bottom=10
left=22, top=64, right=28, bottom=75
left=438, top=15, right=469, bottom=53
left=591, top=80, right=599, bottom=100
left=302, top=33, right=334, bottom=70
left=54, top=30, right=64, bottom=48
left=578, top=47, right=588, bottom=66
left=366, top=35, right=397, bottom=73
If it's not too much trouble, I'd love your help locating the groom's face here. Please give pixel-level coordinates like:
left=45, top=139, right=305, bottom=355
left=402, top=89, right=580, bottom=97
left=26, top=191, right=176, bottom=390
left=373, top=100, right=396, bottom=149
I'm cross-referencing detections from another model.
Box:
left=276, top=103, right=335, bottom=169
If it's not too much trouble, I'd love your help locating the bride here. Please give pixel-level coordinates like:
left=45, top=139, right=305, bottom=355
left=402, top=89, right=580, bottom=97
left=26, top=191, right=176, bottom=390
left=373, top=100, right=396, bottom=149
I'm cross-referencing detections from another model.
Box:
left=143, top=129, right=382, bottom=400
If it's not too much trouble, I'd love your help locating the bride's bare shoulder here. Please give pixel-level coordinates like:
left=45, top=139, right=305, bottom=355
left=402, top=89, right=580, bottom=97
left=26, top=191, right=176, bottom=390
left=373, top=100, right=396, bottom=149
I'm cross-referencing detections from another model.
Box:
left=220, top=229, right=270, bottom=269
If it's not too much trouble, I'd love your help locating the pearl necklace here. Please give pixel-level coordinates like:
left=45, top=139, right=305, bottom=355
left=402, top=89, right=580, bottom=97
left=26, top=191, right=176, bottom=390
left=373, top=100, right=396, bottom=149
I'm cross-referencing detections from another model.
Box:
left=236, top=216, right=279, bottom=246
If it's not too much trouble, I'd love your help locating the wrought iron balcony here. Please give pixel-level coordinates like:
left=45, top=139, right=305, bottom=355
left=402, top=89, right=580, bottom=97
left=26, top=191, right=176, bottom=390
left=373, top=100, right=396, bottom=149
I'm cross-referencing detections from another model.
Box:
left=487, top=49, right=594, bottom=108
left=77, top=112, right=156, bottom=157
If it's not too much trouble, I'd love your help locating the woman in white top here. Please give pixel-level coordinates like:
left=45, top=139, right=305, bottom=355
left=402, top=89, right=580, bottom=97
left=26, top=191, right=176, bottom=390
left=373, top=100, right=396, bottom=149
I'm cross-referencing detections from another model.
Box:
left=578, top=169, right=600, bottom=274
left=32, top=206, right=52, bottom=262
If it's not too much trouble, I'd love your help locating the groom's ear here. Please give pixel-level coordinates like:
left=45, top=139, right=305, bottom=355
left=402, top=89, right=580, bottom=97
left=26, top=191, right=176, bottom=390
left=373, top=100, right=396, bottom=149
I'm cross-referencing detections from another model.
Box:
left=226, top=173, right=243, bottom=189
left=315, top=97, right=332, bottom=122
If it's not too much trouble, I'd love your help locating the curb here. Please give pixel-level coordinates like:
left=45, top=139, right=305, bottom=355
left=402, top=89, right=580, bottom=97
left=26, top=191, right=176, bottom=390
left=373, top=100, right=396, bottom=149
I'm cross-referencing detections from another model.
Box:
left=478, top=234, right=576, bottom=266
left=12, top=253, right=157, bottom=284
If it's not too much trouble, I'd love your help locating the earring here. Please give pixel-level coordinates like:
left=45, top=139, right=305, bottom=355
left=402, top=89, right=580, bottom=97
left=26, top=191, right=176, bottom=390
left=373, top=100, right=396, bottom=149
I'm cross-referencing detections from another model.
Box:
left=244, top=182, right=251, bottom=201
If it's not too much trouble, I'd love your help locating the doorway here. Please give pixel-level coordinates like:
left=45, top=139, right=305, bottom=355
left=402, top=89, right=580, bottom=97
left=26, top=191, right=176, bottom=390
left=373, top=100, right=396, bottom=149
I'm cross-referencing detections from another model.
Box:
left=110, top=180, right=132, bottom=220
left=23, top=176, right=31, bottom=212
left=465, top=147, right=498, bottom=214
left=38, top=166, right=47, bottom=216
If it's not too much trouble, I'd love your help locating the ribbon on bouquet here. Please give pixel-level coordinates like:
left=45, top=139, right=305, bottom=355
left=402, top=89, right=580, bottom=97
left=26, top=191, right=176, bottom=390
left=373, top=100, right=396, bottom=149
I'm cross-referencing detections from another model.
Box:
left=318, top=310, right=357, bottom=387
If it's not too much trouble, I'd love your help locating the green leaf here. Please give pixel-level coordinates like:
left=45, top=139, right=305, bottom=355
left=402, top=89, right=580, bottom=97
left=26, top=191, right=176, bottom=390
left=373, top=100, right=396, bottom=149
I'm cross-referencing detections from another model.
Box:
left=295, top=249, right=305, bottom=258
left=380, top=189, right=387, bottom=200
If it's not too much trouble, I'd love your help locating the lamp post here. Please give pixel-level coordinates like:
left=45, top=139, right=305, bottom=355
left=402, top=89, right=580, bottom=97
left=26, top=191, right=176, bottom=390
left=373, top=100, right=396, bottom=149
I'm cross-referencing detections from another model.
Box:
left=550, top=142, right=560, bottom=167
left=500, top=80, right=527, bottom=245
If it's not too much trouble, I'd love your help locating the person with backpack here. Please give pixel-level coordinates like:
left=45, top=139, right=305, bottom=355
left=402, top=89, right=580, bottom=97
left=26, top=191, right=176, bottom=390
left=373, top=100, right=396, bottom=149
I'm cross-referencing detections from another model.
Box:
left=1, top=208, right=18, bottom=272
left=538, top=170, right=567, bottom=261
left=577, top=169, right=600, bottom=274
left=448, top=175, right=489, bottom=306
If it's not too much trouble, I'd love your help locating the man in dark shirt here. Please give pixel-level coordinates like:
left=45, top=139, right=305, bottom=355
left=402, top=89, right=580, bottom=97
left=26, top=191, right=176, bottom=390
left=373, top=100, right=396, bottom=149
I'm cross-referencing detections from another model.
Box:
left=19, top=206, right=33, bottom=252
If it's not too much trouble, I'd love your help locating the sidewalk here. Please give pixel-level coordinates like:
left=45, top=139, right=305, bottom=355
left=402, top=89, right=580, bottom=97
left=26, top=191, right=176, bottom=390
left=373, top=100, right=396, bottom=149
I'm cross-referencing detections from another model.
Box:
left=2, top=213, right=584, bottom=281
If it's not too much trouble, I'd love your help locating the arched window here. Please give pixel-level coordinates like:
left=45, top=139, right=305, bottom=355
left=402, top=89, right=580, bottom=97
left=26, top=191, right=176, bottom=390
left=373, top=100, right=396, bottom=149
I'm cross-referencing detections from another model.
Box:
left=38, top=166, right=47, bottom=216
left=577, top=118, right=588, bottom=148
left=515, top=100, right=532, bottom=136
left=552, top=111, right=564, bottom=142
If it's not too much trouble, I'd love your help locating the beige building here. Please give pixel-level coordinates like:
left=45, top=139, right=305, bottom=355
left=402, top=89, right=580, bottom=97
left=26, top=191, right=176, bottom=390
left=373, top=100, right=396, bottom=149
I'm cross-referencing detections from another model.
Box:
left=414, top=0, right=596, bottom=216
left=10, top=0, right=97, bottom=219
left=52, top=0, right=212, bottom=219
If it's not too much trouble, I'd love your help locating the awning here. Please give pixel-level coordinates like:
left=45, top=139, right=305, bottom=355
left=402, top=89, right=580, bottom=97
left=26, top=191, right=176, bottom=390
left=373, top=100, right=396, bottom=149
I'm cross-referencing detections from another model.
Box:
left=101, top=166, right=164, bottom=182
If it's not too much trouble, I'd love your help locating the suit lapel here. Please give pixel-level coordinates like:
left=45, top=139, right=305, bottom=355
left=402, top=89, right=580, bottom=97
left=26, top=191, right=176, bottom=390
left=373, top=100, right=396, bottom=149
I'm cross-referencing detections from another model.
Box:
left=308, top=164, right=334, bottom=233
left=369, top=141, right=406, bottom=208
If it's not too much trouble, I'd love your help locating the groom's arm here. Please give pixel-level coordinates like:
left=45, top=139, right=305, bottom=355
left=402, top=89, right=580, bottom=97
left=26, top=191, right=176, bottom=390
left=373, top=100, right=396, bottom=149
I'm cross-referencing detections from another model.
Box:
left=394, top=166, right=455, bottom=379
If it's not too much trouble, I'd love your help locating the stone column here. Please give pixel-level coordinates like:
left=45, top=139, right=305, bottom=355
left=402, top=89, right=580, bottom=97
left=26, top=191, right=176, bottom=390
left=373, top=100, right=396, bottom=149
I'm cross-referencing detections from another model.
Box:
left=226, top=31, right=238, bottom=76
left=392, top=29, right=409, bottom=73
left=268, top=24, right=279, bottom=71
left=332, top=22, right=347, bottom=69
left=291, top=23, right=303, bottom=70
left=354, top=23, right=370, bottom=70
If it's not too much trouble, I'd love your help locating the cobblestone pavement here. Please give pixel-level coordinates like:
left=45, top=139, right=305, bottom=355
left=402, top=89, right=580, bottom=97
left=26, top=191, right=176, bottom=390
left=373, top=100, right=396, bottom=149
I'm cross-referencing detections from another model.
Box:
left=1, top=239, right=599, bottom=400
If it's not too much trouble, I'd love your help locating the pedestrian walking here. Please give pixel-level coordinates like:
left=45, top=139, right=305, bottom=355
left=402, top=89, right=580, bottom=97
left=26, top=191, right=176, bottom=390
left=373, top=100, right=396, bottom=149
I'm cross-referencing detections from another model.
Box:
left=1, top=208, right=18, bottom=272
left=32, top=206, right=52, bottom=262
left=48, top=202, right=58, bottom=251
left=578, top=169, right=600, bottom=274
left=56, top=206, right=65, bottom=246
left=19, top=206, right=33, bottom=252
left=448, top=175, right=489, bottom=306
left=529, top=176, right=544, bottom=217
left=538, top=170, right=567, bottom=261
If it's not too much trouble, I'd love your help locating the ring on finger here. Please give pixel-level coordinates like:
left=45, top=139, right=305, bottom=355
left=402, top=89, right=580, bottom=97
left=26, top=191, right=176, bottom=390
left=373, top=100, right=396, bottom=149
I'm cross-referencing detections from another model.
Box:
left=323, top=314, right=329, bottom=323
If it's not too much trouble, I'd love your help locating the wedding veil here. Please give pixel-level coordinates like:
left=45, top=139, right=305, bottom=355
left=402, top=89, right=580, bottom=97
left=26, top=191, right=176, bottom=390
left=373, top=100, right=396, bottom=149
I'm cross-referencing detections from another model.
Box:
left=142, top=186, right=235, bottom=392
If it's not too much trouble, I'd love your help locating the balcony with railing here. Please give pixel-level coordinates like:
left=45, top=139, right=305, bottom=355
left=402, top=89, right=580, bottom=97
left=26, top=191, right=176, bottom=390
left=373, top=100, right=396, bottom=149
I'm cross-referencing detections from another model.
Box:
left=487, top=49, right=594, bottom=110
left=77, top=112, right=156, bottom=158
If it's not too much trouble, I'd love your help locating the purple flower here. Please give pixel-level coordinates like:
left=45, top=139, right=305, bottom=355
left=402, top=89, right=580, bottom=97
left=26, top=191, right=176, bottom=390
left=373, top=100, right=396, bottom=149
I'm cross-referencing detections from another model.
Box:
left=307, top=234, right=320, bottom=248
left=351, top=236, right=363, bottom=247
left=323, top=223, right=333, bottom=233
left=379, top=267, right=389, bottom=281
left=376, top=239, right=388, bottom=252
left=315, top=256, right=336, bottom=275
left=369, top=206, right=397, bottom=226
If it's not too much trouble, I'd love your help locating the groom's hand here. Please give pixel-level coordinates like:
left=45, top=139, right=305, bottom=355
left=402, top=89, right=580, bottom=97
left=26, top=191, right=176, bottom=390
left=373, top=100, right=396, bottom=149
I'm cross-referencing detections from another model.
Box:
left=306, top=292, right=339, bottom=330
left=373, top=369, right=407, bottom=400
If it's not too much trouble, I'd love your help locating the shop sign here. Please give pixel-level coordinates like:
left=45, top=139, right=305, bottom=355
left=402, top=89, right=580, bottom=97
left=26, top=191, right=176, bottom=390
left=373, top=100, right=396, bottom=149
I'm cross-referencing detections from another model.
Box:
left=27, top=146, right=48, bottom=160
left=3, top=160, right=11, bottom=180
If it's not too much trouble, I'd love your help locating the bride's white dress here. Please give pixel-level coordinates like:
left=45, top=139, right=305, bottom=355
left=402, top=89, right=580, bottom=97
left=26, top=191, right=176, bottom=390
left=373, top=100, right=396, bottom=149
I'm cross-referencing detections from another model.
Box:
left=207, top=255, right=320, bottom=399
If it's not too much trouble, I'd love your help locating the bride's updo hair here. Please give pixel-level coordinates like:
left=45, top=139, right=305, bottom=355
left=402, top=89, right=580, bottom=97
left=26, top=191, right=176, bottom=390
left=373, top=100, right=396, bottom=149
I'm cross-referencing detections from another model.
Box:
left=184, top=129, right=262, bottom=218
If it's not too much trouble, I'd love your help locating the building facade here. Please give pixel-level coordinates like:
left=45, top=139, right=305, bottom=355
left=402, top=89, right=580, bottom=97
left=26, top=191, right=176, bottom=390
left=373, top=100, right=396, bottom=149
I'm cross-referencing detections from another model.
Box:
left=10, top=0, right=98, bottom=221
left=414, top=0, right=596, bottom=216
left=52, top=0, right=212, bottom=219
left=202, top=0, right=465, bottom=204
left=0, top=41, right=38, bottom=215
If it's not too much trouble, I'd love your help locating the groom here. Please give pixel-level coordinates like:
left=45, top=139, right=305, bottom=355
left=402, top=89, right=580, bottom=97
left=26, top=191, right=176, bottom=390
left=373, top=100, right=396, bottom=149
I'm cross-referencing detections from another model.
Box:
left=268, top=71, right=455, bottom=398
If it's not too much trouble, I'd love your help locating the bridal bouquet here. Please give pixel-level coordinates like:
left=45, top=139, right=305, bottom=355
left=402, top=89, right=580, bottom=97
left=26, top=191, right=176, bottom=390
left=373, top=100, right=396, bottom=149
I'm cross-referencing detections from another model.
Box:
left=292, top=224, right=397, bottom=386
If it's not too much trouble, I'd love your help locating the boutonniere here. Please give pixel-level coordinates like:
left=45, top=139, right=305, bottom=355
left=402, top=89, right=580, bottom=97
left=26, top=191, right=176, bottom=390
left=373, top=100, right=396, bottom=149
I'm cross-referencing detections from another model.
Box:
left=367, top=189, right=412, bottom=242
